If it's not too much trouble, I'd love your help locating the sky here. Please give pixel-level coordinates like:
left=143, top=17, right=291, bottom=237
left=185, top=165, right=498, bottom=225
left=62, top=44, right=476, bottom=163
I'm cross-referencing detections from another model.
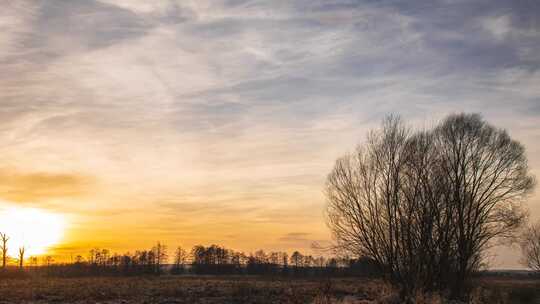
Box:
left=0, top=0, right=539, bottom=268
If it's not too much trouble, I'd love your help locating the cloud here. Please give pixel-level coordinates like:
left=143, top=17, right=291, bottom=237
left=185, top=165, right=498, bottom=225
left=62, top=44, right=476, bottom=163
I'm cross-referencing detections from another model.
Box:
left=481, top=15, right=511, bottom=41
left=277, top=232, right=332, bottom=252
left=22, top=0, right=150, bottom=61
left=0, top=2, right=40, bottom=60
left=0, top=168, right=93, bottom=203
left=279, top=232, right=311, bottom=242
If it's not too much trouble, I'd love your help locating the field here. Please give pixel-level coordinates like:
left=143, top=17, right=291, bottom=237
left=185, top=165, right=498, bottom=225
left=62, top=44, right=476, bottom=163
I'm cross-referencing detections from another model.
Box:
left=0, top=275, right=539, bottom=304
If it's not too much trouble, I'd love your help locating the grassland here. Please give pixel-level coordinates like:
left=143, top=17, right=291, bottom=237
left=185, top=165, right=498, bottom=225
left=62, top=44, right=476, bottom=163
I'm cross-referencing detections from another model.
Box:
left=0, top=275, right=538, bottom=304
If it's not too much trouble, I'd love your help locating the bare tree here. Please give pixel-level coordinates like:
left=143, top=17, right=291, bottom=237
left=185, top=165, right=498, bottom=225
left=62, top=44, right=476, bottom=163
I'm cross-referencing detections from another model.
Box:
left=521, top=222, right=540, bottom=272
left=290, top=251, right=303, bottom=268
left=29, top=256, right=38, bottom=267
left=44, top=255, right=54, bottom=267
left=153, top=242, right=168, bottom=274
left=18, top=246, right=25, bottom=268
left=74, top=255, right=84, bottom=264
left=326, top=115, right=419, bottom=297
left=174, top=246, right=187, bottom=273
left=0, top=232, right=8, bottom=268
left=434, top=114, right=534, bottom=298
left=326, top=113, right=535, bottom=301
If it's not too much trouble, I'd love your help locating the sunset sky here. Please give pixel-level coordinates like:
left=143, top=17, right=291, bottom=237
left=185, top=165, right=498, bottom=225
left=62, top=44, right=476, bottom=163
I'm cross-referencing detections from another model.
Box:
left=0, top=0, right=539, bottom=268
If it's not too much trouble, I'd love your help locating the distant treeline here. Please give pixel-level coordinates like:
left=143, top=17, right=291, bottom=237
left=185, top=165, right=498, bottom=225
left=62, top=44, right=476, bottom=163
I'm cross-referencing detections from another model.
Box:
left=0, top=243, right=380, bottom=278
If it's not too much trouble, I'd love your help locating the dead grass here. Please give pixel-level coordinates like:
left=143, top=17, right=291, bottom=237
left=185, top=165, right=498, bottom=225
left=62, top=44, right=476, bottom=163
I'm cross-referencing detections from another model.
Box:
left=0, top=276, right=381, bottom=304
left=0, top=275, right=538, bottom=303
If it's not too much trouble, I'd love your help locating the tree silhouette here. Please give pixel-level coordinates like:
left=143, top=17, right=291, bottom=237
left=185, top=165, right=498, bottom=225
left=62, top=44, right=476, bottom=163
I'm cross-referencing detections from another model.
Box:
left=282, top=252, right=288, bottom=269
left=18, top=247, right=25, bottom=268
left=153, top=242, right=167, bottom=274
left=0, top=232, right=8, bottom=268
left=291, top=251, right=303, bottom=268
left=326, top=113, right=535, bottom=301
left=44, top=255, right=54, bottom=267
left=173, top=246, right=187, bottom=273
left=29, top=256, right=38, bottom=267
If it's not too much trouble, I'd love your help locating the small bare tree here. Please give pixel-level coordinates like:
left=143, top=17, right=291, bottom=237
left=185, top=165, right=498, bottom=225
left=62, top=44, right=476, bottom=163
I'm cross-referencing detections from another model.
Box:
left=44, top=255, right=54, bottom=267
left=18, top=246, right=25, bottom=268
left=173, top=246, right=187, bottom=273
left=29, top=256, right=38, bottom=267
left=521, top=222, right=540, bottom=272
left=290, top=251, right=303, bottom=268
left=153, top=242, right=168, bottom=274
left=0, top=232, right=8, bottom=268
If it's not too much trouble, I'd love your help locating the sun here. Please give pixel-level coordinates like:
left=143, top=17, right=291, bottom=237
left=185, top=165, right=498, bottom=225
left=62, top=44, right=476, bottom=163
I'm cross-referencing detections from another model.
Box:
left=0, top=207, right=66, bottom=257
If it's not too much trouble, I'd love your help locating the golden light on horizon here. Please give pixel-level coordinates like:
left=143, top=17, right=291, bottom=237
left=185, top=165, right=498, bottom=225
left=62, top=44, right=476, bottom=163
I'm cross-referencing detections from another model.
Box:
left=0, top=207, right=66, bottom=257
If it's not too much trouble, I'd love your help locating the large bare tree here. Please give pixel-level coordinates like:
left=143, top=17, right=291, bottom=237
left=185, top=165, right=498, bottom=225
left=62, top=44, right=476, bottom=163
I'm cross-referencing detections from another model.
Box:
left=326, top=113, right=535, bottom=301
left=433, top=113, right=534, bottom=297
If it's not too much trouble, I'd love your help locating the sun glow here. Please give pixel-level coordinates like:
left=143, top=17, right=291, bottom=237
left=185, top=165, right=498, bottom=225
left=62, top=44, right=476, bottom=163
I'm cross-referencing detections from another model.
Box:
left=0, top=207, right=66, bottom=257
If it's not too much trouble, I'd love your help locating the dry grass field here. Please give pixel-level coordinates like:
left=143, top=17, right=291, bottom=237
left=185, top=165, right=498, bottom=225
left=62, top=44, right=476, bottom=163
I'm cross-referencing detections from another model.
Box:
left=0, top=275, right=539, bottom=304
left=0, top=275, right=369, bottom=304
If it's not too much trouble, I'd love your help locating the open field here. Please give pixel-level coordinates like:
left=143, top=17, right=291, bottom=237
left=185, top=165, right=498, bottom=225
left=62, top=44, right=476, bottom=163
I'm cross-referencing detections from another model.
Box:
left=0, top=275, right=539, bottom=304
left=0, top=275, right=364, bottom=304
